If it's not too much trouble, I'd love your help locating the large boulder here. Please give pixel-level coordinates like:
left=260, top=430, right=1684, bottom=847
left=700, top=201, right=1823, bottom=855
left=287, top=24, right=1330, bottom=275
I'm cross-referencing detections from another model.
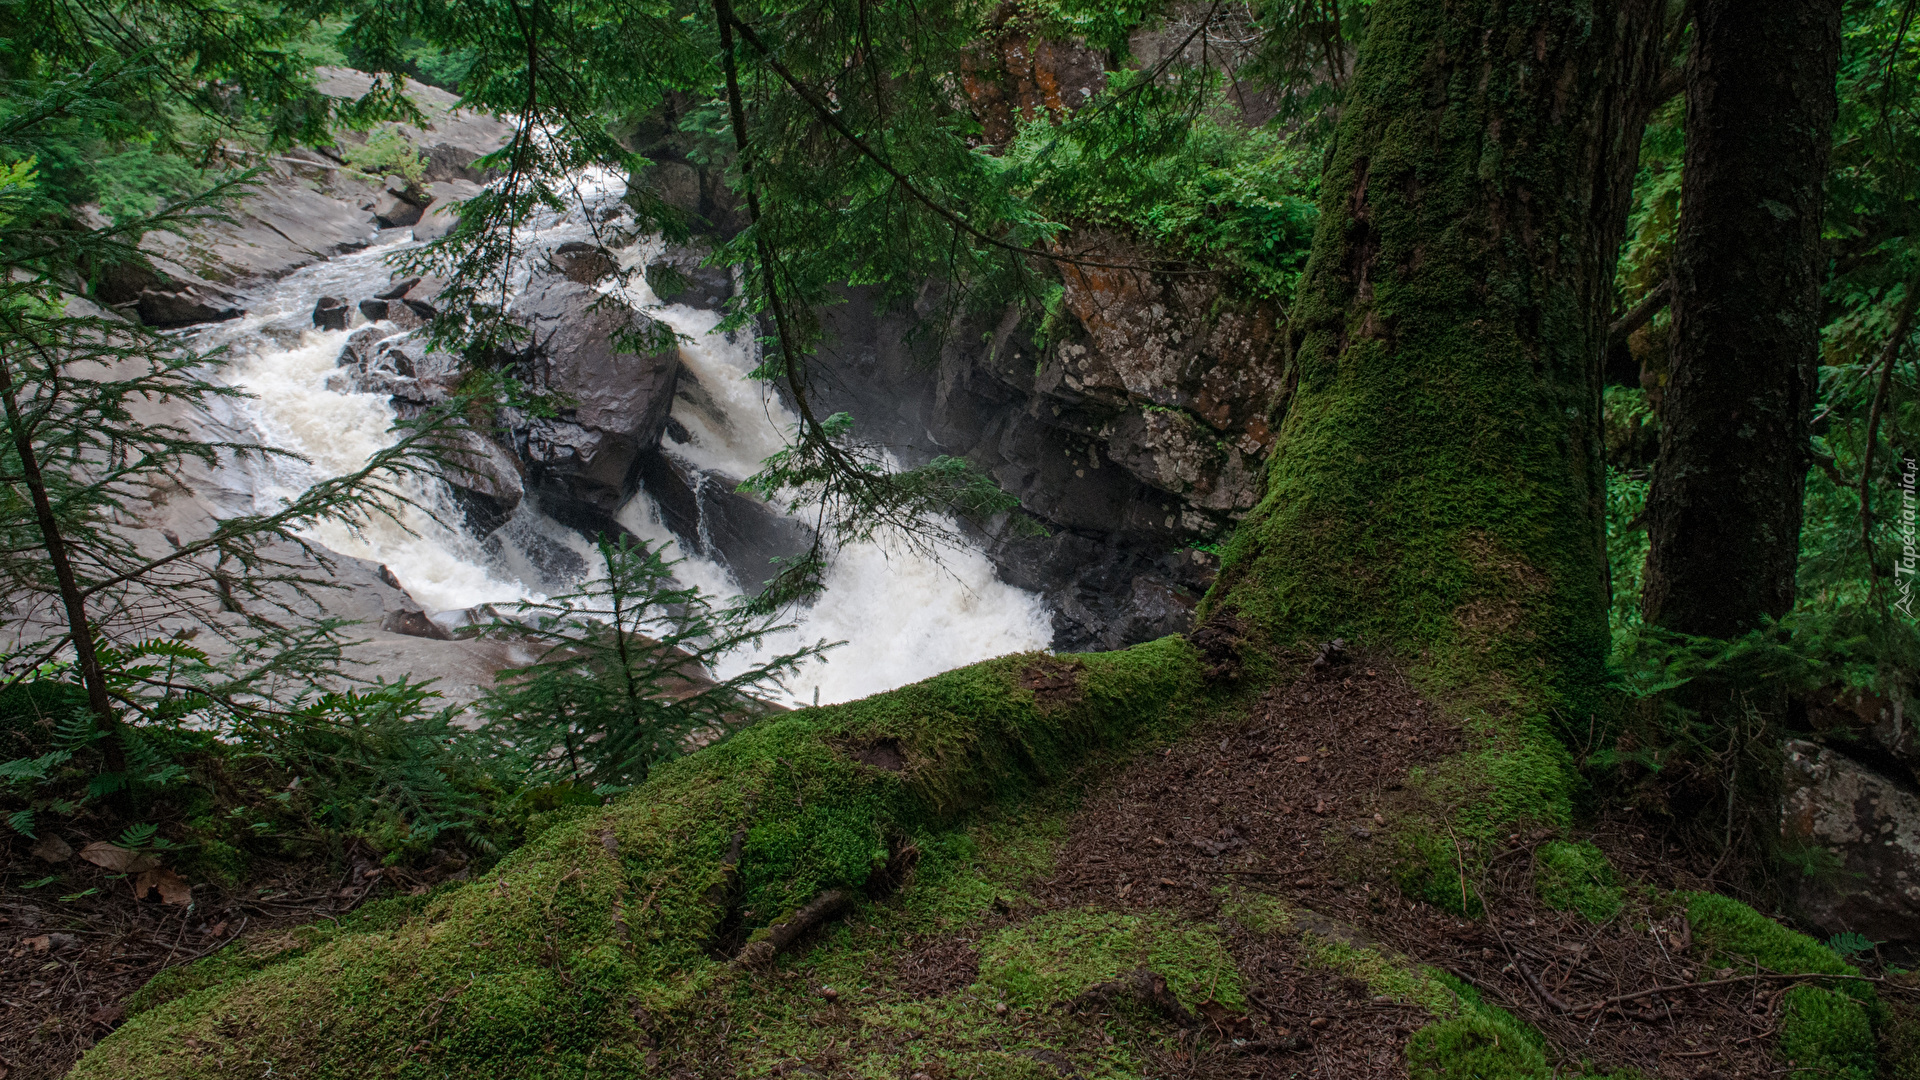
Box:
left=92, top=253, right=245, bottom=327
left=312, top=68, right=516, bottom=184
left=411, top=180, right=480, bottom=243
left=633, top=447, right=812, bottom=592
left=132, top=156, right=383, bottom=291
left=507, top=279, right=681, bottom=526
left=329, top=328, right=525, bottom=534
left=1781, top=739, right=1920, bottom=948
left=1805, top=685, right=1920, bottom=786
left=643, top=240, right=736, bottom=309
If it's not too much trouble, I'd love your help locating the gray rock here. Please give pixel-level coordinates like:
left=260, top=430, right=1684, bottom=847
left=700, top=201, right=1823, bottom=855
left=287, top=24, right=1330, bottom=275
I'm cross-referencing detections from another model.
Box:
left=508, top=279, right=681, bottom=523
left=313, top=295, right=350, bottom=331
left=438, top=428, right=525, bottom=535
left=134, top=166, right=380, bottom=291
left=382, top=608, right=453, bottom=640
left=644, top=241, right=735, bottom=309
left=313, top=68, right=514, bottom=185
left=1806, top=686, right=1920, bottom=786
left=372, top=188, right=424, bottom=228
left=93, top=251, right=244, bottom=328
left=412, top=181, right=479, bottom=242
left=359, top=298, right=391, bottom=322
left=550, top=242, right=617, bottom=285
left=1105, top=407, right=1261, bottom=511
left=1781, top=739, right=1920, bottom=947
left=634, top=449, right=812, bottom=593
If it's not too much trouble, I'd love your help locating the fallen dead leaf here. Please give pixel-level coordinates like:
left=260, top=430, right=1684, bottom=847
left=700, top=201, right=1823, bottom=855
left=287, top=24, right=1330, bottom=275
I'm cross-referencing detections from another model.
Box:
left=29, top=833, right=72, bottom=863
left=87, top=1004, right=126, bottom=1027
left=78, top=841, right=160, bottom=874
left=24, top=935, right=50, bottom=952
left=134, top=866, right=193, bottom=904
left=1293, top=755, right=1311, bottom=763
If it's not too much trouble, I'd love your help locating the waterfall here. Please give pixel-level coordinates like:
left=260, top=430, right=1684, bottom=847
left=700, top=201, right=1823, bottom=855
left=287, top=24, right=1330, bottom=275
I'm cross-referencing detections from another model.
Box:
left=187, top=169, right=1052, bottom=705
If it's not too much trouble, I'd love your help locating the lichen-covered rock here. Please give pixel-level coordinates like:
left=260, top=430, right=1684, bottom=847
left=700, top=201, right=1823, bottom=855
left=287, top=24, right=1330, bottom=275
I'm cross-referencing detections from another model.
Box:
left=1051, top=236, right=1285, bottom=445
left=1781, top=739, right=1920, bottom=947
left=1105, top=407, right=1261, bottom=511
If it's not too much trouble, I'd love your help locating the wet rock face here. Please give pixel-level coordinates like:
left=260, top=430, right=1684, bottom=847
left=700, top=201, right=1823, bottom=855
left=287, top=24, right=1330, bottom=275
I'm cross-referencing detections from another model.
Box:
left=638, top=229, right=1276, bottom=648
left=332, top=319, right=527, bottom=535
left=506, top=278, right=682, bottom=528
left=773, top=273, right=1275, bottom=650
left=634, top=449, right=812, bottom=593
left=1781, top=739, right=1920, bottom=949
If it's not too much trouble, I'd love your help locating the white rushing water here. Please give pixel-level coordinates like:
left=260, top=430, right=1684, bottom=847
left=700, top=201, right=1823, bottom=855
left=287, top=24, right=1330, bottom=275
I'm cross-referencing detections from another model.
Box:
left=192, top=169, right=1052, bottom=704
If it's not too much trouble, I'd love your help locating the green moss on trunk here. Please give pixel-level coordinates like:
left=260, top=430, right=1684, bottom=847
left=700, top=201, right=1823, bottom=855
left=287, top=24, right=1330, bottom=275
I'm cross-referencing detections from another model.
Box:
left=1204, top=0, right=1668, bottom=910
left=1213, top=0, right=1663, bottom=716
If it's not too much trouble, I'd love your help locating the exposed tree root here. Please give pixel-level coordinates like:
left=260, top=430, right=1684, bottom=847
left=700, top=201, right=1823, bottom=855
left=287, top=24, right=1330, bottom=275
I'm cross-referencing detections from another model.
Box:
left=734, top=889, right=855, bottom=968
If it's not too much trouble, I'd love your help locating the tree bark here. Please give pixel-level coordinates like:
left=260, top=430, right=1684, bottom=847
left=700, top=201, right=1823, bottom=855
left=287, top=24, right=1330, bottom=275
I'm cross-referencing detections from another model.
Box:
left=1213, top=0, right=1667, bottom=716
left=0, top=348, right=125, bottom=771
left=1640, top=0, right=1841, bottom=638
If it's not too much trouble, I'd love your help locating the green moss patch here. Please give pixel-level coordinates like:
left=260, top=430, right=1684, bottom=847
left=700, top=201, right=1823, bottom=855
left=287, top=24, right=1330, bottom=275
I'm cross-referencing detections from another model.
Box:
left=74, top=640, right=1207, bottom=1079
left=977, top=909, right=1243, bottom=1011
left=1533, top=841, right=1625, bottom=922
left=1685, top=892, right=1881, bottom=1080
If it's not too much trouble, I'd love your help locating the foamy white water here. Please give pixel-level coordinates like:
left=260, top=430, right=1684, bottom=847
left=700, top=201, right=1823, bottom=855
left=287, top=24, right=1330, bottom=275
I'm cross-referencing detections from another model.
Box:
left=190, top=167, right=1051, bottom=705
left=599, top=237, right=1052, bottom=705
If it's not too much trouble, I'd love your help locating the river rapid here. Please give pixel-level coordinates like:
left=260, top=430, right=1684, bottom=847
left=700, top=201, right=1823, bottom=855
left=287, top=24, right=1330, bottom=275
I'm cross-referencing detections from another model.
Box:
left=190, top=169, right=1052, bottom=706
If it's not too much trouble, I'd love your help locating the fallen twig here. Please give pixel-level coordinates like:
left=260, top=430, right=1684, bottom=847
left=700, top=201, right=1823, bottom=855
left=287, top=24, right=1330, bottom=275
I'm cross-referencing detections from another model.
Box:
left=733, top=889, right=853, bottom=968
left=1519, top=961, right=1574, bottom=1013
left=1572, top=971, right=1889, bottom=1017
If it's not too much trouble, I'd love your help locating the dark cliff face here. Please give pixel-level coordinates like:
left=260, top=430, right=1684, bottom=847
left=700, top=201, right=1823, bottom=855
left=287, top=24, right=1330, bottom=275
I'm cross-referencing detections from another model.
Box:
left=797, top=276, right=1279, bottom=652
left=631, top=251, right=1280, bottom=651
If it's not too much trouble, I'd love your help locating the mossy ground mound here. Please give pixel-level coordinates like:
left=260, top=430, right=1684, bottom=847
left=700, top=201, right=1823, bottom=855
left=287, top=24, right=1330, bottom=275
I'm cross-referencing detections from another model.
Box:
left=70, top=646, right=1891, bottom=1078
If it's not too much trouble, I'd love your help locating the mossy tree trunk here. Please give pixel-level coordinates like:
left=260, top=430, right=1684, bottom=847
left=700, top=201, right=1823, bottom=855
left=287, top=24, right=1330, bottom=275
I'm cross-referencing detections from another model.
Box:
left=1212, top=0, right=1668, bottom=719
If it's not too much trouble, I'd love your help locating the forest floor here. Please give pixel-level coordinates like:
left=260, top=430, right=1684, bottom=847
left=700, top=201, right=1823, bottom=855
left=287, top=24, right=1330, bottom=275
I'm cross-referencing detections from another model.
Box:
left=1004, top=657, right=1780, bottom=1077
left=5, top=654, right=1906, bottom=1078
left=0, top=839, right=472, bottom=1079
left=733, top=653, right=1897, bottom=1078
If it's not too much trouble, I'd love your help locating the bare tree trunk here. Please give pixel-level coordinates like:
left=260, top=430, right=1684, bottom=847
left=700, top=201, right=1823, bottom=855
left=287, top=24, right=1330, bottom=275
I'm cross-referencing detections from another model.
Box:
left=1640, top=0, right=1842, bottom=638
left=0, top=348, right=125, bottom=771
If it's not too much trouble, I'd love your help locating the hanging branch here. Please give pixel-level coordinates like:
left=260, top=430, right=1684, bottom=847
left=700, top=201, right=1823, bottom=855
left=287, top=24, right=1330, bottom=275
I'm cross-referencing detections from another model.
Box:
left=719, top=9, right=1214, bottom=277
left=1860, top=271, right=1920, bottom=576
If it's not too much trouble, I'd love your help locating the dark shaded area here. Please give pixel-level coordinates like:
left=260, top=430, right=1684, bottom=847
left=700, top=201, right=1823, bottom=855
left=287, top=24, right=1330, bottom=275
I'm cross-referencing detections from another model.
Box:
left=1641, top=0, right=1842, bottom=637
